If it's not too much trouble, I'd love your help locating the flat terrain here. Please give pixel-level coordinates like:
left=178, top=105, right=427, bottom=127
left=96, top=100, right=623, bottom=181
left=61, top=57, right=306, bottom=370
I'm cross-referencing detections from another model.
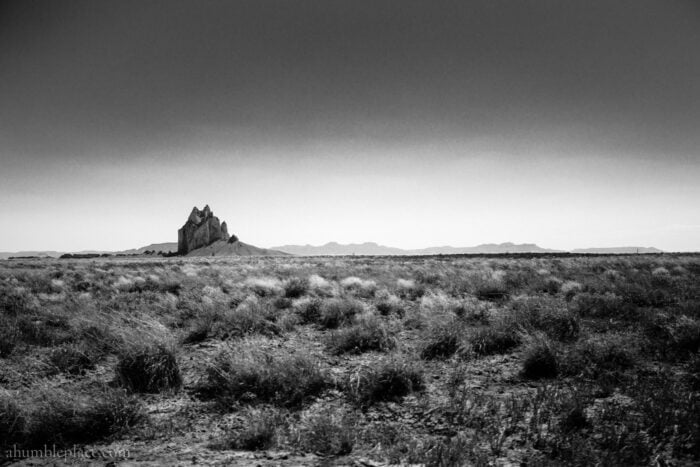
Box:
left=1, top=254, right=699, bottom=466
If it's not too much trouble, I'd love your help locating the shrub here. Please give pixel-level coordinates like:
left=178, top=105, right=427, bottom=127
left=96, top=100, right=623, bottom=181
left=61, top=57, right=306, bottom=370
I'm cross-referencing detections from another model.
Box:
left=116, top=344, right=182, bottom=393
left=182, top=314, right=214, bottom=344
left=1, top=388, right=142, bottom=450
left=293, top=298, right=323, bottom=324
left=0, top=288, right=33, bottom=315
left=475, top=282, right=509, bottom=301
left=273, top=297, right=292, bottom=309
left=570, top=292, right=624, bottom=319
left=294, top=408, right=356, bottom=455
left=0, top=318, right=19, bottom=358
left=213, top=302, right=280, bottom=339
left=346, top=358, right=424, bottom=407
left=214, top=407, right=287, bottom=451
left=561, top=281, right=583, bottom=301
left=15, top=313, right=73, bottom=347
left=468, top=321, right=521, bottom=356
left=511, top=296, right=580, bottom=341
left=687, top=354, right=700, bottom=391
left=308, top=274, right=335, bottom=297
left=521, top=335, right=559, bottom=380
left=396, top=279, right=425, bottom=301
left=49, top=343, right=99, bottom=374
left=245, top=277, right=283, bottom=297
left=420, top=321, right=466, bottom=360
left=327, top=316, right=395, bottom=355
left=0, top=393, right=25, bottom=448
left=643, top=314, right=700, bottom=358
left=319, top=298, right=363, bottom=329
left=376, top=300, right=405, bottom=317
left=198, top=343, right=329, bottom=409
left=340, top=277, right=377, bottom=298
left=284, top=277, right=309, bottom=299
left=666, top=316, right=700, bottom=355
left=559, top=334, right=637, bottom=378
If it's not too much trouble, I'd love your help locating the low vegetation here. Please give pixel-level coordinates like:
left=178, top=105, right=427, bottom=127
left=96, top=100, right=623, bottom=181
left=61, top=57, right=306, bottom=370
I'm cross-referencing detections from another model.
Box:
left=0, top=253, right=698, bottom=464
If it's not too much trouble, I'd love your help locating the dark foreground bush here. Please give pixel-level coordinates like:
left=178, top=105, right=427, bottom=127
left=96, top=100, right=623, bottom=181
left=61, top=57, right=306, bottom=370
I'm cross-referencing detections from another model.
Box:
left=521, top=336, right=559, bottom=380
left=198, top=344, right=329, bottom=409
left=116, top=344, right=182, bottom=393
left=327, top=316, right=395, bottom=355
left=0, top=388, right=143, bottom=451
left=346, top=358, right=424, bottom=407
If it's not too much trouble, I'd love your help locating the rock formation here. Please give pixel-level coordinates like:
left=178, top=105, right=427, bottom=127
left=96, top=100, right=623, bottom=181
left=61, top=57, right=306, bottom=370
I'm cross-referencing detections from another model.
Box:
left=177, top=205, right=232, bottom=255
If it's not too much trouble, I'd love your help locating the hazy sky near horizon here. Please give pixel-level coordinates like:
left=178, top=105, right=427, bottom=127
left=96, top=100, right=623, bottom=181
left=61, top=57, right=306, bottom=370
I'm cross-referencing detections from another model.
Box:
left=1, top=0, right=699, bottom=252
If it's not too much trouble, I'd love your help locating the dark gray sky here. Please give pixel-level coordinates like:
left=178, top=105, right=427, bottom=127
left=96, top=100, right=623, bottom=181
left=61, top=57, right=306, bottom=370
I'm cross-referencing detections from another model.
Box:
left=1, top=0, right=699, bottom=251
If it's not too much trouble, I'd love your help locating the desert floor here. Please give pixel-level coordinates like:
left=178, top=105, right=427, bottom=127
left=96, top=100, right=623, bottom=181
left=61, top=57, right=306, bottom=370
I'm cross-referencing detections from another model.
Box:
left=1, top=254, right=699, bottom=466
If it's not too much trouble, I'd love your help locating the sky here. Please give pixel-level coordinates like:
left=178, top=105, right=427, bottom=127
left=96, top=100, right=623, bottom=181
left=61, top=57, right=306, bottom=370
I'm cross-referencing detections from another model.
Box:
left=1, top=0, right=699, bottom=252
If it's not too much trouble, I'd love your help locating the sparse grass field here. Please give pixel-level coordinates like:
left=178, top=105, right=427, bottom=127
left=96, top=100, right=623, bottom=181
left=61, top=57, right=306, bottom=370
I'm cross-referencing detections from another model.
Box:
left=1, top=254, right=699, bottom=465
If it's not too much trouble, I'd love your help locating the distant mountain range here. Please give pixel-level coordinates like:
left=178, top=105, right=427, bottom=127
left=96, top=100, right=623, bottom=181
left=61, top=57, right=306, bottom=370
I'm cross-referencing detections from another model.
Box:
left=0, top=242, right=665, bottom=260
left=271, top=242, right=664, bottom=256
left=570, top=247, right=663, bottom=254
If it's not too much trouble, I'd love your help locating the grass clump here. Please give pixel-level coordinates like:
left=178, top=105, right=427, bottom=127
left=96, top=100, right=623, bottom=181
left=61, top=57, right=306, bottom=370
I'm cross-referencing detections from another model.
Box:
left=0, top=394, right=25, bottom=448
left=215, top=303, right=280, bottom=339
left=0, top=319, right=20, bottom=357
left=213, top=407, right=287, bottom=451
left=346, top=357, right=424, bottom=407
left=294, top=298, right=323, bottom=324
left=0, top=287, right=35, bottom=315
left=49, top=342, right=100, bottom=374
left=420, top=320, right=466, bottom=360
left=559, top=333, right=637, bottom=379
left=511, top=296, right=581, bottom=341
left=474, top=281, right=510, bottom=301
left=376, top=299, right=405, bottom=317
left=521, top=335, right=559, bottom=380
left=644, top=314, right=700, bottom=359
left=327, top=316, right=395, bottom=355
left=198, top=342, right=329, bottom=409
left=284, top=277, right=309, bottom=299
left=1, top=387, right=143, bottom=451
left=571, top=292, right=624, bottom=319
left=468, top=321, right=521, bottom=356
left=293, top=408, right=357, bottom=456
left=319, top=298, right=363, bottom=329
left=116, top=344, right=182, bottom=393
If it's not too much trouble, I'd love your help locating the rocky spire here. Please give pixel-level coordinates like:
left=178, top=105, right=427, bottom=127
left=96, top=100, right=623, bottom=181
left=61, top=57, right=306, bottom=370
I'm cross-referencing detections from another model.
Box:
left=177, top=205, right=232, bottom=255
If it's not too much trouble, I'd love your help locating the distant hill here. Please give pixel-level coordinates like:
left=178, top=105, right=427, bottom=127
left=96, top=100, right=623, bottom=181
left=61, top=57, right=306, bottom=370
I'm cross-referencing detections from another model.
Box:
left=0, top=250, right=106, bottom=260
left=116, top=243, right=178, bottom=255
left=0, top=251, right=66, bottom=260
left=0, top=242, right=667, bottom=260
left=185, top=240, right=289, bottom=257
left=571, top=247, right=663, bottom=254
left=272, top=242, right=561, bottom=256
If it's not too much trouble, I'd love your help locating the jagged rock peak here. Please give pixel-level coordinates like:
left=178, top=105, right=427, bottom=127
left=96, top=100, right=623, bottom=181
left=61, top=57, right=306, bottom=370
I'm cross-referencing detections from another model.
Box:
left=177, top=205, right=233, bottom=255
